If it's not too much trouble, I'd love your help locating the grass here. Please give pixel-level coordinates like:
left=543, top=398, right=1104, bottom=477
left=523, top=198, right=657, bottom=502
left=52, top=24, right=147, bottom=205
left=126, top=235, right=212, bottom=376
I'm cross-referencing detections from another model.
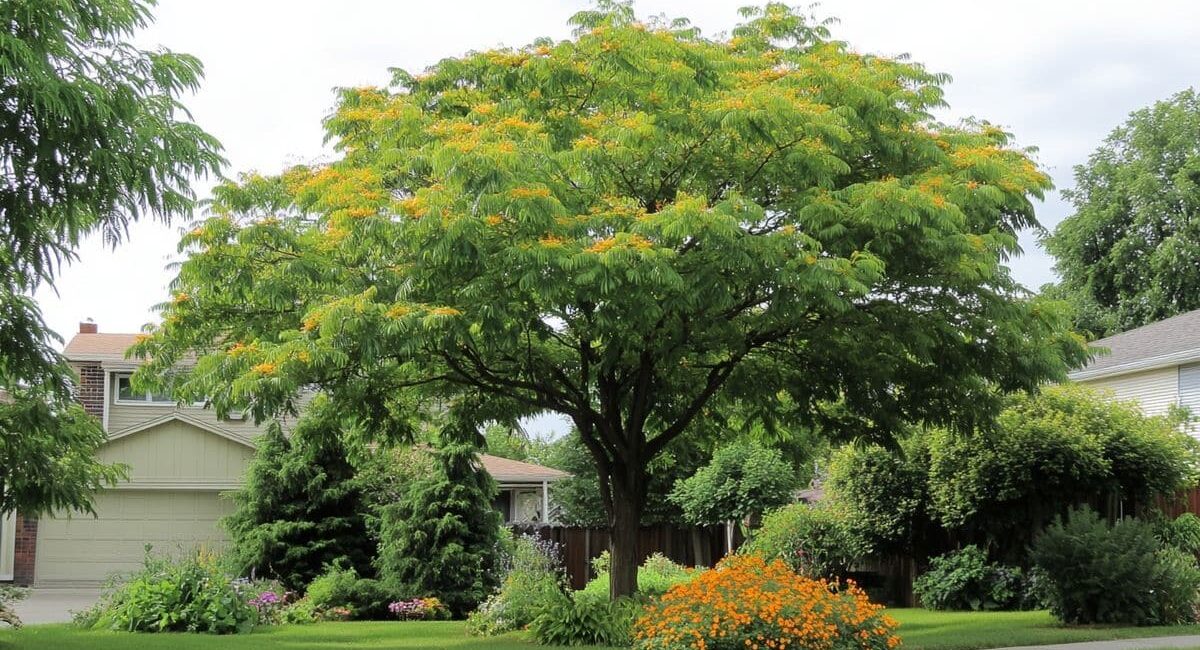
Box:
left=0, top=610, right=1197, bottom=650
left=0, top=621, right=621, bottom=650
left=889, top=608, right=1200, bottom=650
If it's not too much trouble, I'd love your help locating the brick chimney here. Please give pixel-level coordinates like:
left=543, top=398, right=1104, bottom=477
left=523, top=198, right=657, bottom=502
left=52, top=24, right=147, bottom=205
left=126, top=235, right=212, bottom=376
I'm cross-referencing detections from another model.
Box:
left=74, top=319, right=104, bottom=418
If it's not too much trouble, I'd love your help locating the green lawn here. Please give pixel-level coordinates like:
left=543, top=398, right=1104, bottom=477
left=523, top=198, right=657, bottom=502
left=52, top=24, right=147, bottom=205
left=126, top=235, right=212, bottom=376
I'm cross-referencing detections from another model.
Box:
left=890, top=609, right=1200, bottom=650
left=1, top=610, right=1198, bottom=650
left=0, top=621, right=617, bottom=650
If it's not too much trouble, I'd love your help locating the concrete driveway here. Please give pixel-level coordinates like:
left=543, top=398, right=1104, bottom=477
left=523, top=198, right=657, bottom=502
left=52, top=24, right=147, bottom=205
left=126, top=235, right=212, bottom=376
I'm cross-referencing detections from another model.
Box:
left=12, top=588, right=100, bottom=625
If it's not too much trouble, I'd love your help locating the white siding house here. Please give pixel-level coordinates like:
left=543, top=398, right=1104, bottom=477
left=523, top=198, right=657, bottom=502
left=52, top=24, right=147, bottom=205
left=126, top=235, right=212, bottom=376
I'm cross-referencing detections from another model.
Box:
left=1070, top=309, right=1200, bottom=431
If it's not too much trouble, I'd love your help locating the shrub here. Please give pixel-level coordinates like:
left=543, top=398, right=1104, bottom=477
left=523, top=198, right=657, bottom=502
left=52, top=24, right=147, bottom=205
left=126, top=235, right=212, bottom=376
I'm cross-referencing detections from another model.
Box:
left=635, top=554, right=898, bottom=650
left=530, top=593, right=642, bottom=648
left=578, top=552, right=695, bottom=603
left=280, top=596, right=318, bottom=624
left=1155, top=512, right=1200, bottom=556
left=1032, top=507, right=1200, bottom=625
left=305, top=564, right=394, bottom=620
left=375, top=441, right=503, bottom=617
left=929, top=386, right=1200, bottom=559
left=467, top=534, right=567, bottom=636
left=0, top=585, right=27, bottom=628
left=826, top=436, right=933, bottom=557
left=740, top=502, right=869, bottom=579
left=82, top=549, right=257, bottom=634
left=913, top=546, right=1031, bottom=611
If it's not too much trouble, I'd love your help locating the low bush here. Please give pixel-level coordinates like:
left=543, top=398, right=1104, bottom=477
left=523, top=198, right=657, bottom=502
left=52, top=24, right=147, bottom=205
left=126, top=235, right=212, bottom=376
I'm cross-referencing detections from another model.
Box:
left=1155, top=511, right=1200, bottom=557
left=634, top=554, right=899, bottom=650
left=305, top=564, right=394, bottom=620
left=913, top=546, right=1033, bottom=611
left=739, top=502, right=869, bottom=578
left=79, top=549, right=257, bottom=634
left=389, top=597, right=451, bottom=621
left=467, top=534, right=567, bottom=635
left=578, top=552, right=695, bottom=603
left=280, top=596, right=318, bottom=624
left=1032, top=507, right=1200, bottom=625
left=0, top=585, right=27, bottom=628
left=530, top=593, right=642, bottom=648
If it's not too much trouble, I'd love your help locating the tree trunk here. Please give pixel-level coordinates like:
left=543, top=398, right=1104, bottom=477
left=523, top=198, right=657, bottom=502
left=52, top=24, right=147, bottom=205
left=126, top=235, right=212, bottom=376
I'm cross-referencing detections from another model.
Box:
left=608, top=473, right=644, bottom=599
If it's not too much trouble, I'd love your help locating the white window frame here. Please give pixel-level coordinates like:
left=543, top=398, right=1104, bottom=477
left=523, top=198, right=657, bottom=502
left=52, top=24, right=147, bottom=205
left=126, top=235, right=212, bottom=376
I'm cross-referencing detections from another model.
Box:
left=112, top=372, right=178, bottom=406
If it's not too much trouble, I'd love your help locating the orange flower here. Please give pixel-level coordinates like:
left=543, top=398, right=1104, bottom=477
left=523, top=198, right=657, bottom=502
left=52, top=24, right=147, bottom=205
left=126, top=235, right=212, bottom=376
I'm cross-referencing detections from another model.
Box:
left=635, top=555, right=897, bottom=650
left=252, top=362, right=276, bottom=375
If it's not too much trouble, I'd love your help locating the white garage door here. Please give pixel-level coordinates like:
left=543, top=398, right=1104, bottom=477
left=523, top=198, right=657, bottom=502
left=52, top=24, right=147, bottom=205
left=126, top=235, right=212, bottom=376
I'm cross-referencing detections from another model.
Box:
left=35, top=489, right=235, bottom=585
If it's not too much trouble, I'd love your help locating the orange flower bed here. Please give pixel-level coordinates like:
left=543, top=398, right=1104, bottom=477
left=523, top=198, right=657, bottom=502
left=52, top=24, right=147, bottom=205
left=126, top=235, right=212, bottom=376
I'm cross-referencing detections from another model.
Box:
left=635, top=555, right=900, bottom=650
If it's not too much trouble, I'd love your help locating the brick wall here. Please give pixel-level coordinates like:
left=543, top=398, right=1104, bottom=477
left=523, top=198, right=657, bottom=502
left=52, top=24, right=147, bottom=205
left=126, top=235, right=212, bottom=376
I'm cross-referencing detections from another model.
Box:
left=75, top=361, right=104, bottom=419
left=13, top=514, right=37, bottom=585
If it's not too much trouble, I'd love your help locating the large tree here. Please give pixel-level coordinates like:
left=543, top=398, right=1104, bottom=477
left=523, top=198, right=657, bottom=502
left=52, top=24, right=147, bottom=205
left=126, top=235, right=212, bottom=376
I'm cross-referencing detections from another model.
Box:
left=135, top=4, right=1086, bottom=596
left=1045, top=88, right=1200, bottom=338
left=0, top=0, right=222, bottom=515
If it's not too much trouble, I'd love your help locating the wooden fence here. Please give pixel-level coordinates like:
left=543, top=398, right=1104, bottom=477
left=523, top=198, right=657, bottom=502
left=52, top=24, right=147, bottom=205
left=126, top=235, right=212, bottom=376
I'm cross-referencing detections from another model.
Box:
left=510, top=523, right=741, bottom=589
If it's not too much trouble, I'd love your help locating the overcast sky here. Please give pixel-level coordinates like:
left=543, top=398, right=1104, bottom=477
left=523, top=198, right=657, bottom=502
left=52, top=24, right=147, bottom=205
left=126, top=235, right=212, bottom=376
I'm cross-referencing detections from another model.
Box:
left=33, top=0, right=1200, bottom=389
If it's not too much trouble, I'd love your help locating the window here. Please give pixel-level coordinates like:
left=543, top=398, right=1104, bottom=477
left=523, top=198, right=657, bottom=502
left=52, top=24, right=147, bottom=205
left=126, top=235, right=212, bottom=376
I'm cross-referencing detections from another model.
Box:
left=114, top=373, right=175, bottom=404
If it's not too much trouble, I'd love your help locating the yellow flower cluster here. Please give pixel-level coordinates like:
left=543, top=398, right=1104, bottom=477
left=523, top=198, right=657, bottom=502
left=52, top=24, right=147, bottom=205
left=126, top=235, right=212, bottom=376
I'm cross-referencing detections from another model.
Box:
left=510, top=186, right=552, bottom=199
left=252, top=362, right=277, bottom=375
left=634, top=555, right=900, bottom=650
left=386, top=304, right=412, bottom=319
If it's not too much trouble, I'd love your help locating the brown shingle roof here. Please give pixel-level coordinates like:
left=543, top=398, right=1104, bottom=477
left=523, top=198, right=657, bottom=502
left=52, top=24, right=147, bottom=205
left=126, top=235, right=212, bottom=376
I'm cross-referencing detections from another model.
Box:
left=479, top=454, right=569, bottom=483
left=63, top=332, right=144, bottom=362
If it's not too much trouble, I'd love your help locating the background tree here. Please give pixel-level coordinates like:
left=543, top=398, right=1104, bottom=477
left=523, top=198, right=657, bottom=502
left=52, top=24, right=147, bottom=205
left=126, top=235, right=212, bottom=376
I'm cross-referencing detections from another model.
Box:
left=1045, top=88, right=1200, bottom=337
left=223, top=413, right=375, bottom=590
left=826, top=434, right=936, bottom=559
left=670, top=441, right=798, bottom=530
left=0, top=0, right=222, bottom=515
left=135, top=4, right=1087, bottom=596
left=375, top=440, right=504, bottom=617
left=830, top=385, right=1200, bottom=564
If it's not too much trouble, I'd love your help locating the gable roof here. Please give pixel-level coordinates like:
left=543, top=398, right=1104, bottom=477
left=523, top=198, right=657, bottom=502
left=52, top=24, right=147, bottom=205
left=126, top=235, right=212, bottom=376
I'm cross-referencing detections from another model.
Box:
left=1069, top=308, right=1200, bottom=381
left=479, top=454, right=569, bottom=483
left=106, top=411, right=257, bottom=448
left=64, top=332, right=143, bottom=362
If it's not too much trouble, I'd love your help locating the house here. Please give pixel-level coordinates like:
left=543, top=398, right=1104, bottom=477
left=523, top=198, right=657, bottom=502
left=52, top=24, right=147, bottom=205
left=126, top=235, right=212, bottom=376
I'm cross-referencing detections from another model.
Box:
left=1, top=322, right=567, bottom=586
left=1068, top=308, right=1200, bottom=428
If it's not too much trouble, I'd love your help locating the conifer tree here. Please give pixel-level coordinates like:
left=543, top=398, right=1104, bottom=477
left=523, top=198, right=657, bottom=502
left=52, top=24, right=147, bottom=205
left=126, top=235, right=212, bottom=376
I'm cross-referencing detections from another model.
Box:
left=224, top=420, right=373, bottom=590
left=375, top=441, right=503, bottom=617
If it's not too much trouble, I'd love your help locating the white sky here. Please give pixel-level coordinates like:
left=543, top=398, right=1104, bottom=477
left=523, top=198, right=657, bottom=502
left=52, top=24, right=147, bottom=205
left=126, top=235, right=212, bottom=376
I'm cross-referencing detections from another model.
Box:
left=31, top=1, right=1200, bottom=433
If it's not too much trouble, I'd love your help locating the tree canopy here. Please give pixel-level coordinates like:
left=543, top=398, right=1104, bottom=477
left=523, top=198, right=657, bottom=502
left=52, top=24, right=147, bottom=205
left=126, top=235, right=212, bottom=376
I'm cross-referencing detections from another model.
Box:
left=0, top=0, right=222, bottom=515
left=135, top=3, right=1086, bottom=595
left=1045, top=88, right=1200, bottom=338
left=669, top=441, right=797, bottom=527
